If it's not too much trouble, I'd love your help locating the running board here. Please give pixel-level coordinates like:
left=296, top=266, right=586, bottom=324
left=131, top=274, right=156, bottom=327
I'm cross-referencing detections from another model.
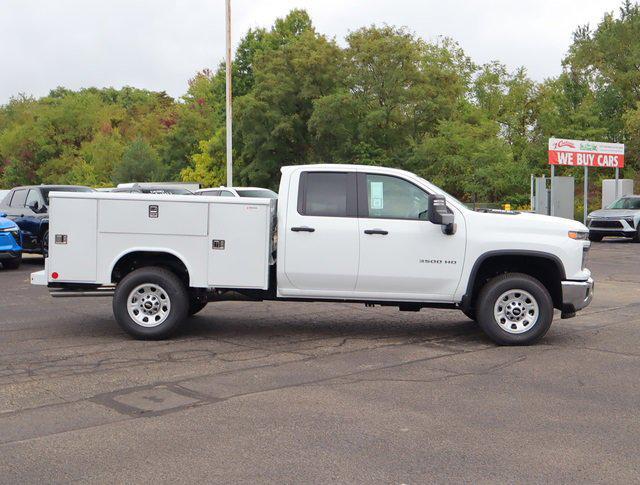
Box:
left=49, top=288, right=115, bottom=298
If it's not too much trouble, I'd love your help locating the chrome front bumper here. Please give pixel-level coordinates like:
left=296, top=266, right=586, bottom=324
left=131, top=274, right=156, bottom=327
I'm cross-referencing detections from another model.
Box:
left=561, top=277, right=594, bottom=317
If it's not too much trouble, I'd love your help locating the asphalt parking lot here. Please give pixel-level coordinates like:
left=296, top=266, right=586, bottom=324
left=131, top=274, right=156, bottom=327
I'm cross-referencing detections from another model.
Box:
left=1, top=242, right=639, bottom=483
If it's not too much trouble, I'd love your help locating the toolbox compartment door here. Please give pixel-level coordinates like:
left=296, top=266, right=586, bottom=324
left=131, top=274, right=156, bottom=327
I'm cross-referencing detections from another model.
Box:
left=98, top=199, right=208, bottom=236
left=48, top=197, right=98, bottom=282
left=208, top=201, right=272, bottom=289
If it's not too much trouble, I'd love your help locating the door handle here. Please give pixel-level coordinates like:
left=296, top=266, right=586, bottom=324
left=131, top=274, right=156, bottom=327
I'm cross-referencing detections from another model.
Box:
left=364, top=229, right=388, bottom=235
left=291, top=226, right=315, bottom=232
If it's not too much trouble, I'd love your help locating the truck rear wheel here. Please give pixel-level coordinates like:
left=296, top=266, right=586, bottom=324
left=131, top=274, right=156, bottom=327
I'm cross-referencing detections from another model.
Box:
left=475, top=273, right=553, bottom=345
left=113, top=267, right=189, bottom=339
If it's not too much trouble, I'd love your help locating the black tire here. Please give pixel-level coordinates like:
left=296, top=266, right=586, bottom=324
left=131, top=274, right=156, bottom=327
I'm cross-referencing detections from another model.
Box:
left=2, top=254, right=22, bottom=270
left=475, top=272, right=554, bottom=346
left=188, top=291, right=208, bottom=316
left=41, top=230, right=49, bottom=257
left=632, top=228, right=640, bottom=243
left=112, top=266, right=189, bottom=339
left=589, top=233, right=603, bottom=242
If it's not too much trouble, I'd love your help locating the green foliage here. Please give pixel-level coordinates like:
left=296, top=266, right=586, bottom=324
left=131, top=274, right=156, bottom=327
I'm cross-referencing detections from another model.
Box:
left=2, top=4, right=639, bottom=201
left=112, top=138, right=163, bottom=184
left=180, top=128, right=226, bottom=187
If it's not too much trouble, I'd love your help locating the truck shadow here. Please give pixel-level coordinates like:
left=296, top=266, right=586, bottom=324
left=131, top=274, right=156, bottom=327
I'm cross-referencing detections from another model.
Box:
left=179, top=311, right=487, bottom=346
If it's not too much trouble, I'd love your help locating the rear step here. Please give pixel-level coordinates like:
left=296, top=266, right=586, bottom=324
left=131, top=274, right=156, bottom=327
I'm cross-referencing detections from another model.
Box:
left=49, top=287, right=115, bottom=298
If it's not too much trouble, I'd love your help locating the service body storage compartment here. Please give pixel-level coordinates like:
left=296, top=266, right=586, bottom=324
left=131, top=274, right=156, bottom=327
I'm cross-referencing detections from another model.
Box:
left=207, top=198, right=275, bottom=289
left=47, top=192, right=275, bottom=290
left=48, top=194, right=98, bottom=283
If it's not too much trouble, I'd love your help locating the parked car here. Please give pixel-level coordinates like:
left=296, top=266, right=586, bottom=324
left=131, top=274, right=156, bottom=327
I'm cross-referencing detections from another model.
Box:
left=117, top=182, right=200, bottom=192
left=586, top=195, right=640, bottom=242
left=0, top=211, right=22, bottom=269
left=111, top=184, right=193, bottom=195
left=33, top=164, right=593, bottom=345
left=195, top=187, right=277, bottom=198
left=0, top=185, right=94, bottom=256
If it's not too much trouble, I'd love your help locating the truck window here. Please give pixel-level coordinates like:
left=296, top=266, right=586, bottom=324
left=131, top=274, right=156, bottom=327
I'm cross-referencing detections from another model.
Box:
left=363, top=174, right=429, bottom=220
left=10, top=189, right=27, bottom=208
left=298, top=172, right=355, bottom=217
left=25, top=189, right=42, bottom=209
left=219, top=191, right=235, bottom=197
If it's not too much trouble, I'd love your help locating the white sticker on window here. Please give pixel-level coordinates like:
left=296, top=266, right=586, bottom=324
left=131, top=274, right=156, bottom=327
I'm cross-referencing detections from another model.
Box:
left=370, top=182, right=384, bottom=209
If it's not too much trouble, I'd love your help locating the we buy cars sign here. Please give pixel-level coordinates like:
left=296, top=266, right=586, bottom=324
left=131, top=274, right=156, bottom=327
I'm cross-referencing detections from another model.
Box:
left=549, top=138, right=624, bottom=168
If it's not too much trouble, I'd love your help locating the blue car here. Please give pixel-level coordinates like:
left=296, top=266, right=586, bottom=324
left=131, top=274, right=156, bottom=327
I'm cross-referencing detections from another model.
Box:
left=0, top=211, right=22, bottom=269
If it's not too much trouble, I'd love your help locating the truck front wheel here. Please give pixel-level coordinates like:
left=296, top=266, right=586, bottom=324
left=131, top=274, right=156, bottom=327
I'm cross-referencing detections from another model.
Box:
left=113, top=267, right=189, bottom=339
left=475, top=273, right=553, bottom=345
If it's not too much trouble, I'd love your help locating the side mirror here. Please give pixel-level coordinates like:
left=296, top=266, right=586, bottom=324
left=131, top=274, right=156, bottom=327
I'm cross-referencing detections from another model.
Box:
left=0, top=212, right=6, bottom=218
left=427, top=194, right=456, bottom=235
left=27, top=201, right=40, bottom=213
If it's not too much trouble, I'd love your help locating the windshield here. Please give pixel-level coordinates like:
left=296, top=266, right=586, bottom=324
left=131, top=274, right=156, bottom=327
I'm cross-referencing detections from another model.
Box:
left=235, top=189, right=278, bottom=198
left=42, top=186, right=94, bottom=205
left=607, top=197, right=640, bottom=209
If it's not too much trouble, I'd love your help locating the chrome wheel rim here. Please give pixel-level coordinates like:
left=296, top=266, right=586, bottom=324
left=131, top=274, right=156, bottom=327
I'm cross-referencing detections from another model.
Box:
left=127, top=284, right=171, bottom=327
left=494, top=289, right=539, bottom=334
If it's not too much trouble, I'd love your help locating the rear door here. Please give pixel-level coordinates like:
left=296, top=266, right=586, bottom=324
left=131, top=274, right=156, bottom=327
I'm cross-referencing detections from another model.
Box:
left=281, top=170, right=359, bottom=296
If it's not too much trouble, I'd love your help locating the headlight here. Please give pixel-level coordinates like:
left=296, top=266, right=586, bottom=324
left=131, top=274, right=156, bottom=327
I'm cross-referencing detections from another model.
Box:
left=624, top=217, right=635, bottom=226
left=568, top=230, right=589, bottom=240
left=0, top=227, right=18, bottom=233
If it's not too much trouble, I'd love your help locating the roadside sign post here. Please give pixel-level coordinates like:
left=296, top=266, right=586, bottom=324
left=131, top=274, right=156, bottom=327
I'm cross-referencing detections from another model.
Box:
left=548, top=138, right=625, bottom=224
left=584, top=166, right=588, bottom=224
left=550, top=165, right=555, bottom=216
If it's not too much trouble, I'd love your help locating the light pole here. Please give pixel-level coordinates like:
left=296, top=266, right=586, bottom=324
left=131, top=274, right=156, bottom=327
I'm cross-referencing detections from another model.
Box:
left=225, top=0, right=233, bottom=187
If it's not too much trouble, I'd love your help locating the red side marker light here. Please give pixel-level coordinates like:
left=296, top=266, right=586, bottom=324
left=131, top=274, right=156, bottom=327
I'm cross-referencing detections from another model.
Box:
left=51, top=272, right=59, bottom=279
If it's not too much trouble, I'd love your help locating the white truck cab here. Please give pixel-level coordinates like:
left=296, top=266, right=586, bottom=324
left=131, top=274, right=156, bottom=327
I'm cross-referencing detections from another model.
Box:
left=32, top=164, right=593, bottom=345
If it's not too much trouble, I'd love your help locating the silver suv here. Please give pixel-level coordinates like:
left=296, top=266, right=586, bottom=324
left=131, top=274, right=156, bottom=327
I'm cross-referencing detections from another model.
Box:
left=587, top=195, right=640, bottom=242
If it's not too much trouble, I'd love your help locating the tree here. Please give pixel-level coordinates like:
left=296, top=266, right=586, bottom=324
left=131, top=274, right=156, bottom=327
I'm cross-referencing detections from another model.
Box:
left=309, top=30, right=473, bottom=168
left=180, top=128, right=226, bottom=187
left=112, top=138, right=163, bottom=184
left=563, top=1, right=640, bottom=174
left=233, top=20, right=342, bottom=187
left=411, top=102, right=524, bottom=202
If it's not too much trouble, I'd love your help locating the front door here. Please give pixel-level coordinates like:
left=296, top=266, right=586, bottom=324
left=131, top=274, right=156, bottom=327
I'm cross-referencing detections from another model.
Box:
left=5, top=189, right=39, bottom=250
left=355, top=172, right=466, bottom=301
left=281, top=170, right=360, bottom=297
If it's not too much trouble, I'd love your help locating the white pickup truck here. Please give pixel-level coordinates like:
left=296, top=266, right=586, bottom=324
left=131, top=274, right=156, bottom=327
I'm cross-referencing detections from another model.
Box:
left=31, top=164, right=593, bottom=345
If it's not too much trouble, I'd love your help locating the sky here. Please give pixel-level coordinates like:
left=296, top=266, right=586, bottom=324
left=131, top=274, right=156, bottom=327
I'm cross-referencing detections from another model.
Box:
left=0, top=0, right=624, bottom=104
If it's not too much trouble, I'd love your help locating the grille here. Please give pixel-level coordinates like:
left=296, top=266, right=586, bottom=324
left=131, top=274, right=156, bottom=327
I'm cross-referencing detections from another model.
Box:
left=590, top=220, right=623, bottom=228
